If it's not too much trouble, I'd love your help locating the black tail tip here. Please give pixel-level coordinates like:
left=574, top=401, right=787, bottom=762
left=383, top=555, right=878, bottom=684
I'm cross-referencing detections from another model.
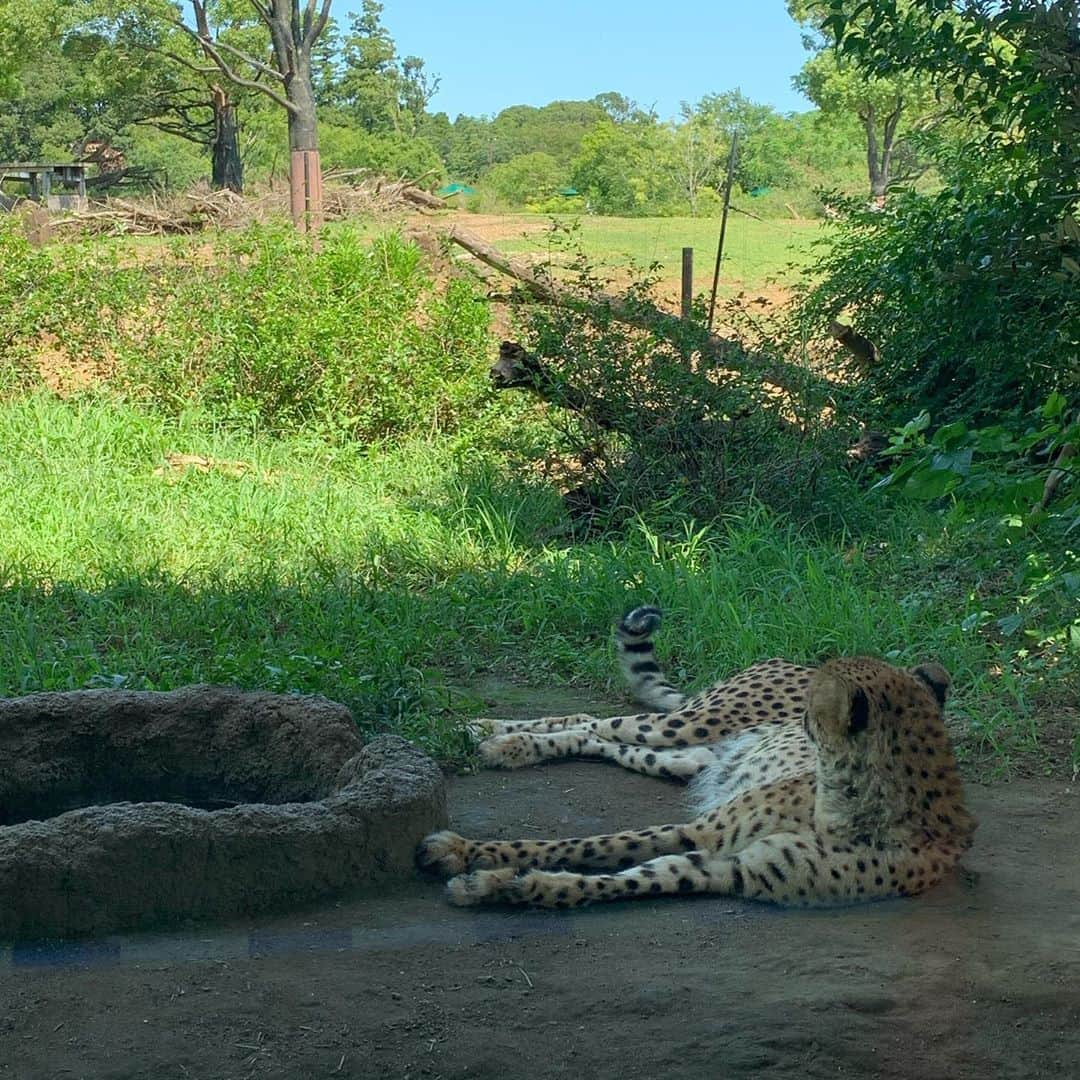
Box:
left=619, top=605, right=663, bottom=636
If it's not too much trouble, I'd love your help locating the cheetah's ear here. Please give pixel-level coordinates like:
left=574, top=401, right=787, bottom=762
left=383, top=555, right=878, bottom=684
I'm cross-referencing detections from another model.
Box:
left=848, top=687, right=870, bottom=734
left=912, top=663, right=951, bottom=706
left=808, top=670, right=869, bottom=738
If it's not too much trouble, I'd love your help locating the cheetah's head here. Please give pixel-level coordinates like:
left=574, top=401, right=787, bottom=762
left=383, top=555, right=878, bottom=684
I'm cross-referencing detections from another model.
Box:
left=806, top=656, right=972, bottom=843
left=805, top=656, right=951, bottom=759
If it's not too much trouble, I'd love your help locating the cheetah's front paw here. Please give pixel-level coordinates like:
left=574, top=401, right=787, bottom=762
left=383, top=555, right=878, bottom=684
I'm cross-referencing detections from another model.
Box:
left=445, top=867, right=524, bottom=907
left=478, top=732, right=543, bottom=769
left=416, top=830, right=474, bottom=878
left=465, top=717, right=512, bottom=740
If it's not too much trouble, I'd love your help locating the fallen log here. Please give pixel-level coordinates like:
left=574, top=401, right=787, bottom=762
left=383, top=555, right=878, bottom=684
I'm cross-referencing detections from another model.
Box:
left=401, top=185, right=447, bottom=211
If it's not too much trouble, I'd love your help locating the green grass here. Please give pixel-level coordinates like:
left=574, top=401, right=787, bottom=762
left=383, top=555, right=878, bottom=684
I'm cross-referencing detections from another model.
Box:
left=486, top=214, right=825, bottom=296
left=0, top=393, right=1062, bottom=772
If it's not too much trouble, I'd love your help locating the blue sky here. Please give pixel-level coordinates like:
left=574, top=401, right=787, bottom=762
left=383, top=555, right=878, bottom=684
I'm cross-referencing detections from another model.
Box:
left=328, top=1, right=813, bottom=120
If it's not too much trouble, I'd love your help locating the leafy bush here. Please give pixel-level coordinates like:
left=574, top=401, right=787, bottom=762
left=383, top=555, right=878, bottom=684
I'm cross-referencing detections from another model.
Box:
left=319, top=123, right=446, bottom=184
left=794, top=0, right=1080, bottom=425
left=484, top=152, right=565, bottom=207
left=507, top=230, right=849, bottom=523
left=874, top=394, right=1078, bottom=678
left=0, top=222, right=493, bottom=441
left=795, top=150, right=1079, bottom=423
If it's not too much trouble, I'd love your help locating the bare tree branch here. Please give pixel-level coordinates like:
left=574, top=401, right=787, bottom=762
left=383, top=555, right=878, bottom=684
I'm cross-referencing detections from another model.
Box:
left=304, top=0, right=333, bottom=50
left=194, top=34, right=285, bottom=82
left=125, top=30, right=215, bottom=79
left=137, top=119, right=210, bottom=144
left=172, top=20, right=298, bottom=113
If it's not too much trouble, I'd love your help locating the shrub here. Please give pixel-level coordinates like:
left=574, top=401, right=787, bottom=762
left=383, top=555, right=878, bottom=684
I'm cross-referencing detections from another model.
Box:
left=873, top=394, right=1079, bottom=681
left=792, top=148, right=1079, bottom=424
left=506, top=231, right=849, bottom=524
left=0, top=222, right=493, bottom=442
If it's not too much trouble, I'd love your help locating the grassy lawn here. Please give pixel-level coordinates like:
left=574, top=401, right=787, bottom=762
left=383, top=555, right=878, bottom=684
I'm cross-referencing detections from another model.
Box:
left=461, top=212, right=826, bottom=298
left=0, top=394, right=1057, bottom=773
left=41, top=212, right=823, bottom=306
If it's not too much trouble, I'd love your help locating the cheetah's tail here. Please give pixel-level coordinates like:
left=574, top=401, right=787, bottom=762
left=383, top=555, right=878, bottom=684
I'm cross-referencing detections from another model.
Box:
left=616, top=606, right=687, bottom=714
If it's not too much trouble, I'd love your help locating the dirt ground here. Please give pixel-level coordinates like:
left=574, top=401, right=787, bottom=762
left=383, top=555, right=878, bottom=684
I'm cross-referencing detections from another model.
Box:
left=1, top=686, right=1078, bottom=1080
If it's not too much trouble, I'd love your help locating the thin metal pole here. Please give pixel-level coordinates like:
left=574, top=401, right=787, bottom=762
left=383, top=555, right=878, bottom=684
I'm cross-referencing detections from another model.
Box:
left=680, top=246, right=694, bottom=319
left=707, top=131, right=738, bottom=332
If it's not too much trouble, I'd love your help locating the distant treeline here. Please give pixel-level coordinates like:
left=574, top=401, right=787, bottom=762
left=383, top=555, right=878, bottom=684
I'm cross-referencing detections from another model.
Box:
left=1, top=1, right=891, bottom=217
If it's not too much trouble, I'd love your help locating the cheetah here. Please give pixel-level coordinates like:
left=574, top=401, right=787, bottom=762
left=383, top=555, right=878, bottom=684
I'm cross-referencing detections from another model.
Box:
left=416, top=606, right=976, bottom=909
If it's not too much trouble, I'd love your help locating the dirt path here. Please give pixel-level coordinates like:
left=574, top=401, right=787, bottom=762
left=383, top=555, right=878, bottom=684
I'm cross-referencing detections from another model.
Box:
left=1, top=687, right=1077, bottom=1080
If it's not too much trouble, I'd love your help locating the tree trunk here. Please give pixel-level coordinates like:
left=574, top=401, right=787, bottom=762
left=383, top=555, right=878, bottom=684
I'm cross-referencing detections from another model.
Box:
left=210, top=86, right=243, bottom=193
left=278, top=29, right=323, bottom=232
left=185, top=0, right=332, bottom=233
left=863, top=106, right=887, bottom=202
left=863, top=100, right=904, bottom=205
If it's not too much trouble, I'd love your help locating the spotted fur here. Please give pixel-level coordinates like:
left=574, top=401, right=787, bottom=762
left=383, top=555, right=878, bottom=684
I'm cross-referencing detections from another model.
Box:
left=418, top=614, right=976, bottom=910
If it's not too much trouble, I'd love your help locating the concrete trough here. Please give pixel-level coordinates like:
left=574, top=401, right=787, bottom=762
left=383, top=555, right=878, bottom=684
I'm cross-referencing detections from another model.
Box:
left=0, top=687, right=446, bottom=940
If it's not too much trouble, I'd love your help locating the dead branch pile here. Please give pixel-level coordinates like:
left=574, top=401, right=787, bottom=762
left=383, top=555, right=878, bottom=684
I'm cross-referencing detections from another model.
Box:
left=49, top=175, right=446, bottom=236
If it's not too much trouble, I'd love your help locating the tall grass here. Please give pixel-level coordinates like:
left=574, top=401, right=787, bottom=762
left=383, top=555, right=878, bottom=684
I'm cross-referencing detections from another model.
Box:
left=0, top=394, right=1054, bottom=768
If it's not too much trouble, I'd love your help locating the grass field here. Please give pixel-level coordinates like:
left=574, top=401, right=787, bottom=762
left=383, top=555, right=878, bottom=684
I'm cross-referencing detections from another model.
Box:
left=457, top=212, right=826, bottom=299
left=0, top=393, right=1061, bottom=773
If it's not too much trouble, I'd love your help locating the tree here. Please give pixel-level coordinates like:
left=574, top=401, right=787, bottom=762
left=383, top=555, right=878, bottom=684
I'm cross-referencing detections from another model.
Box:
left=825, top=0, right=1078, bottom=207
left=591, top=91, right=656, bottom=127
left=334, top=1, right=438, bottom=135
left=177, top=0, right=335, bottom=230
left=488, top=100, right=607, bottom=167
left=0, top=0, right=69, bottom=98
left=792, top=0, right=1078, bottom=421
left=182, top=2, right=260, bottom=191
left=669, top=106, right=726, bottom=215
left=788, top=1, right=936, bottom=200
left=0, top=8, right=213, bottom=187
left=571, top=120, right=671, bottom=215
left=443, top=114, right=494, bottom=180
left=484, top=152, right=563, bottom=206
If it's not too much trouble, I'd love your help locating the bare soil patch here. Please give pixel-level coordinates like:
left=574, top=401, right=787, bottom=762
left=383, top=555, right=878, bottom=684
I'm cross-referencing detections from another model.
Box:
left=1, top=686, right=1076, bottom=1080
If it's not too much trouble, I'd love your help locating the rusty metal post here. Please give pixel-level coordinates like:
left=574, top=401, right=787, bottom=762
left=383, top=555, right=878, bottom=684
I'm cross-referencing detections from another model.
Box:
left=708, top=131, right=739, bottom=332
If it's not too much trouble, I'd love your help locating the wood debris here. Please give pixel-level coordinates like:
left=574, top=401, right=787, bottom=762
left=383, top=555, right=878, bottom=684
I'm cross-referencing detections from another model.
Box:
left=48, top=176, right=448, bottom=236
left=153, top=452, right=254, bottom=480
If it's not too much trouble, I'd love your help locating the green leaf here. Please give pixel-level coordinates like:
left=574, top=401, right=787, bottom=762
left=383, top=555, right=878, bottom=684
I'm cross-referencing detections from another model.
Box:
left=903, top=465, right=959, bottom=500
left=930, top=448, right=973, bottom=476
left=932, top=421, right=968, bottom=450
left=1042, top=392, right=1068, bottom=420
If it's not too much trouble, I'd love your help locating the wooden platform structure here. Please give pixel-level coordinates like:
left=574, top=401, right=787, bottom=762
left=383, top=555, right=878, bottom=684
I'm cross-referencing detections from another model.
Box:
left=0, top=162, right=88, bottom=211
